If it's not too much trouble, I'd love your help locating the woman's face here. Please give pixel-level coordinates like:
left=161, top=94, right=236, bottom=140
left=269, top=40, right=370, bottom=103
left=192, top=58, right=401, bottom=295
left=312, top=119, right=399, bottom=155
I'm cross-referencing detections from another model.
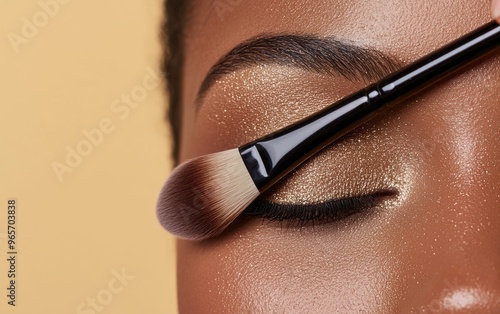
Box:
left=176, top=1, right=500, bottom=312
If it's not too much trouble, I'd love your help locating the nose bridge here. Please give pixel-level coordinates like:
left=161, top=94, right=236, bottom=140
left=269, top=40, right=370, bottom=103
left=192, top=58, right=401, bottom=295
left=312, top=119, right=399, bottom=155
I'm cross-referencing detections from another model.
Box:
left=423, top=93, right=500, bottom=255
left=435, top=101, right=500, bottom=261
left=397, top=117, right=500, bottom=313
left=397, top=174, right=500, bottom=313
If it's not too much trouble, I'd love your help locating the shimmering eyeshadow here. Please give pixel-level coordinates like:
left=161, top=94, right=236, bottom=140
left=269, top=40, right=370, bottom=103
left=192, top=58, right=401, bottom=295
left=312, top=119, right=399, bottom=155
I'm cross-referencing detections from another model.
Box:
left=192, top=67, right=421, bottom=215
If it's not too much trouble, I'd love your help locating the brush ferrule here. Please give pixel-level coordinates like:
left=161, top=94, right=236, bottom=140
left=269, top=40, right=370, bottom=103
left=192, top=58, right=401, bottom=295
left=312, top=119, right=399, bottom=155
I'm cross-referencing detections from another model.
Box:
left=239, top=145, right=270, bottom=190
left=239, top=88, right=383, bottom=191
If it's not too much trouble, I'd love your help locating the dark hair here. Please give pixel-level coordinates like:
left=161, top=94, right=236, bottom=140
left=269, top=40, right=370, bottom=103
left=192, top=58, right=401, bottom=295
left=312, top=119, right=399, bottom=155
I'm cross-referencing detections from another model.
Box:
left=162, top=0, right=187, bottom=163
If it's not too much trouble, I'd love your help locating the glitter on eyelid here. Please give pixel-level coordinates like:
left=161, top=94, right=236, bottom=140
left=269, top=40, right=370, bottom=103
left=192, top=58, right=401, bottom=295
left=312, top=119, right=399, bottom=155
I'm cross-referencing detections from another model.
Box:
left=194, top=65, right=421, bottom=207
left=262, top=122, right=418, bottom=206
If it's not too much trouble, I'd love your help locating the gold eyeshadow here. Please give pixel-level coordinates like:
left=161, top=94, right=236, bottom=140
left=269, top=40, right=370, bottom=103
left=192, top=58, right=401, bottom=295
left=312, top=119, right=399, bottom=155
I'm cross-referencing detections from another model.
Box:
left=261, top=125, right=418, bottom=206
left=190, top=66, right=364, bottom=155
left=190, top=66, right=419, bottom=207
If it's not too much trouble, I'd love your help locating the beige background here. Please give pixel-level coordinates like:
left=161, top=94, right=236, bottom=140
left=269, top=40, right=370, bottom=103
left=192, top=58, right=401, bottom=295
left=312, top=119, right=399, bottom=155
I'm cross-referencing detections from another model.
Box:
left=0, top=1, right=177, bottom=313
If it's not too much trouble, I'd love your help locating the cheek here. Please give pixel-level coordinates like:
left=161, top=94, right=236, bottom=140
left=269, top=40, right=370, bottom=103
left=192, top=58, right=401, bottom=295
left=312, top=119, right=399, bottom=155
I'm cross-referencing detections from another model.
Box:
left=177, top=215, right=405, bottom=313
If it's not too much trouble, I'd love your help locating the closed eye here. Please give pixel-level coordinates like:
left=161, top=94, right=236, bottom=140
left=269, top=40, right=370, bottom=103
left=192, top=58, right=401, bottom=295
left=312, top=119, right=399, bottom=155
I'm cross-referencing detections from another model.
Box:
left=243, top=189, right=398, bottom=228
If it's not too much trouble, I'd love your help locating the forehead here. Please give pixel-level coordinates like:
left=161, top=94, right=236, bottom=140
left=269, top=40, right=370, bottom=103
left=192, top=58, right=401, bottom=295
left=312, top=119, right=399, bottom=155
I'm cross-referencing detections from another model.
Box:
left=181, top=0, right=489, bottom=118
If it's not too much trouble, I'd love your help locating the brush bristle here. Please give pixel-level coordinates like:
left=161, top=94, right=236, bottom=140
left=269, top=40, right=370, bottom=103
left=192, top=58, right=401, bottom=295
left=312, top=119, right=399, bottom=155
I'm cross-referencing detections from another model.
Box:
left=156, top=148, right=260, bottom=240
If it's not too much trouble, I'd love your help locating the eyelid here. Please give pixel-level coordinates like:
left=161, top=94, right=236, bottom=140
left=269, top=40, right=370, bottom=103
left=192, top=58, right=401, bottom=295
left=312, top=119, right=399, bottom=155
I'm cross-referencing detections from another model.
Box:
left=243, top=190, right=397, bottom=228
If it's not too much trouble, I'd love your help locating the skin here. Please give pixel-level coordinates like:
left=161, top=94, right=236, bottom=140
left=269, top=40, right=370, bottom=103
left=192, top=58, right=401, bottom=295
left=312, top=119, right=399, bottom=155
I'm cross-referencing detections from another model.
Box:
left=495, top=0, right=500, bottom=22
left=175, top=1, right=500, bottom=313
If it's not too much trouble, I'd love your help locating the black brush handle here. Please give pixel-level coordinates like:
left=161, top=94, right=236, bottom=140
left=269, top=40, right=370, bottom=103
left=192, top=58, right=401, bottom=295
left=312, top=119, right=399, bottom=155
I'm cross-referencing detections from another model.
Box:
left=240, top=21, right=500, bottom=191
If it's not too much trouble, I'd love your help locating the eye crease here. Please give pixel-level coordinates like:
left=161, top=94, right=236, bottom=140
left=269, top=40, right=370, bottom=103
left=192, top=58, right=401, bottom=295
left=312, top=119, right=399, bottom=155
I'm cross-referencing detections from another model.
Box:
left=243, top=189, right=398, bottom=228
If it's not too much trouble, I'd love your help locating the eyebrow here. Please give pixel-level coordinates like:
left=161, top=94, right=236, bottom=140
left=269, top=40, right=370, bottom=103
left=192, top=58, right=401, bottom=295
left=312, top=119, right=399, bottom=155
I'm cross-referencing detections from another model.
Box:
left=195, top=34, right=403, bottom=110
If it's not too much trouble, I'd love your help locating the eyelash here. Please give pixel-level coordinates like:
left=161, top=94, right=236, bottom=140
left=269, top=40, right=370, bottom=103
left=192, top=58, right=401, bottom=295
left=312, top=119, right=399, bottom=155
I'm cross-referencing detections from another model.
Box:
left=242, top=190, right=396, bottom=228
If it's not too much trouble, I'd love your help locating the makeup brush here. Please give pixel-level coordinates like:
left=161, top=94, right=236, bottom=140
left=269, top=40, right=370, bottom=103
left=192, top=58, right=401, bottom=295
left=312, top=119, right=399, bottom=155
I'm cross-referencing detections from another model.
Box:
left=157, top=21, right=500, bottom=240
